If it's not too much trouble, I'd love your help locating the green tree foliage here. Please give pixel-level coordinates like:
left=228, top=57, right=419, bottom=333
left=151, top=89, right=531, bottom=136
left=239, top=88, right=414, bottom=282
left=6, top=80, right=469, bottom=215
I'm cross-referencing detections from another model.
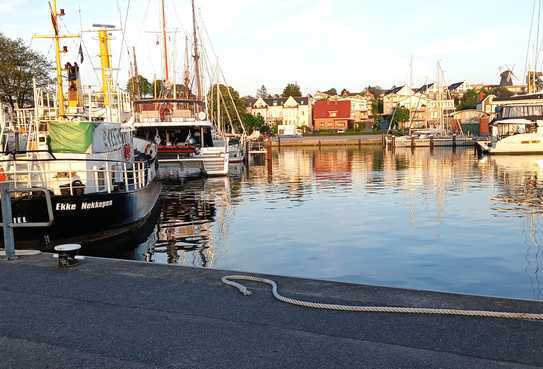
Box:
left=282, top=83, right=302, bottom=97
left=256, top=85, right=269, bottom=98
left=371, top=100, right=383, bottom=116
left=0, top=33, right=51, bottom=109
left=391, top=106, right=410, bottom=129
left=127, top=75, right=152, bottom=99
left=244, top=113, right=269, bottom=134
left=324, top=88, right=338, bottom=96
left=457, top=89, right=480, bottom=110
left=207, top=84, right=246, bottom=133
left=486, top=86, right=514, bottom=98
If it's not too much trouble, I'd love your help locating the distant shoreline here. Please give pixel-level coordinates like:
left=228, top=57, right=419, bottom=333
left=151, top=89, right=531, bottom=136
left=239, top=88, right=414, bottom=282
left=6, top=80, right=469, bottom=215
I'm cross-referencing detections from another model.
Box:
left=270, top=134, right=384, bottom=147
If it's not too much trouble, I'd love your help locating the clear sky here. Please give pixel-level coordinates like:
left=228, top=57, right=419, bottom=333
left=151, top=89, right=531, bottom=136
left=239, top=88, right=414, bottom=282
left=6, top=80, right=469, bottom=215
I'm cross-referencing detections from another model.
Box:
left=0, top=0, right=535, bottom=96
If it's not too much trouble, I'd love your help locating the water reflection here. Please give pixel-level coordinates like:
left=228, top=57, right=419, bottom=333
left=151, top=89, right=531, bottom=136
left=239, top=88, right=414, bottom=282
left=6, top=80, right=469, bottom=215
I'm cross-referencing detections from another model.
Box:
left=480, top=156, right=543, bottom=300
left=119, top=147, right=543, bottom=301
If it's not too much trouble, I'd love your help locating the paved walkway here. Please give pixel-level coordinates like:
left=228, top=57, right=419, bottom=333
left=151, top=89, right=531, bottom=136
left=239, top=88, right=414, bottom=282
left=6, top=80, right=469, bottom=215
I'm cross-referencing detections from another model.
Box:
left=1, top=254, right=542, bottom=369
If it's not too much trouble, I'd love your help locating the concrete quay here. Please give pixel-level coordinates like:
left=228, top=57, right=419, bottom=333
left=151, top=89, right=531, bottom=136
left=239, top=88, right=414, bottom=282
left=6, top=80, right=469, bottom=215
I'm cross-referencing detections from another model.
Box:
left=272, top=134, right=383, bottom=147
left=1, top=254, right=543, bottom=369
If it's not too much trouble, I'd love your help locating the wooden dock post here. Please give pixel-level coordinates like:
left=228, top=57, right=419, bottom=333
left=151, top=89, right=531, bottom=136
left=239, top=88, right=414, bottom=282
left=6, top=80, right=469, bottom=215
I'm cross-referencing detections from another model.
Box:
left=430, top=136, right=434, bottom=149
left=411, top=135, right=415, bottom=149
left=244, top=140, right=250, bottom=166
left=453, top=134, right=457, bottom=148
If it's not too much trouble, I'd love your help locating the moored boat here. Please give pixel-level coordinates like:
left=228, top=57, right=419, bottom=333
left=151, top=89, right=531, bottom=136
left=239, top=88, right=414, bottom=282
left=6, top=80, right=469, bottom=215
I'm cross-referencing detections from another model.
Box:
left=478, top=104, right=543, bottom=155
left=0, top=2, right=161, bottom=251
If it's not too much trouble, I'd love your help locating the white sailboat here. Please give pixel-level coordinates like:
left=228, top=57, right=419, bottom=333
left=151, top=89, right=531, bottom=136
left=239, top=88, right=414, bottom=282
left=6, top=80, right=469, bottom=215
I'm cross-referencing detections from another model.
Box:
left=133, top=0, right=246, bottom=177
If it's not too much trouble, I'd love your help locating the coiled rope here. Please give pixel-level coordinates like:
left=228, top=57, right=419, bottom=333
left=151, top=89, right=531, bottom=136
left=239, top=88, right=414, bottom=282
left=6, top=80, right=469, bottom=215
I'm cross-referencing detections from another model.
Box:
left=222, top=275, right=543, bottom=321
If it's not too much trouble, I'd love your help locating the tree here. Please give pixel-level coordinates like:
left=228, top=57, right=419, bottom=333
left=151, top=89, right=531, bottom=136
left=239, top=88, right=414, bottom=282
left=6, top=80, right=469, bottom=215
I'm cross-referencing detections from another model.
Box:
left=457, top=88, right=479, bottom=110
left=324, top=88, right=337, bottom=96
left=127, top=75, right=152, bottom=99
left=207, top=84, right=247, bottom=133
left=244, top=113, right=269, bottom=134
left=256, top=85, right=269, bottom=98
left=371, top=100, right=383, bottom=116
left=0, top=33, right=51, bottom=109
left=282, top=83, right=302, bottom=97
left=391, top=106, right=410, bottom=129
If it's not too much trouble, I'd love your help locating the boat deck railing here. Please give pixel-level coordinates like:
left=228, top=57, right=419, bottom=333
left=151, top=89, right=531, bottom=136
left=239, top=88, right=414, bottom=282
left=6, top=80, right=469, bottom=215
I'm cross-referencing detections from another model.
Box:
left=0, top=158, right=154, bottom=196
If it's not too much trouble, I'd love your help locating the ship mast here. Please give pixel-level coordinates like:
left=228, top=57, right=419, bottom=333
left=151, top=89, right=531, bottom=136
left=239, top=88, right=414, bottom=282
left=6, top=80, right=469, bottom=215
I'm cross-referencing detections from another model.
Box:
left=192, top=0, right=203, bottom=102
left=161, top=0, right=170, bottom=83
left=33, top=1, right=79, bottom=118
left=51, top=0, right=65, bottom=116
left=132, top=46, right=141, bottom=99
left=183, top=35, right=191, bottom=99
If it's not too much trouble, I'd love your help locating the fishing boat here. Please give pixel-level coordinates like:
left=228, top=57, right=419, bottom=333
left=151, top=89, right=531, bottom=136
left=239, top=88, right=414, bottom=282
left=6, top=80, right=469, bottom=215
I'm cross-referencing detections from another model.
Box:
left=0, top=2, right=161, bottom=251
left=478, top=104, right=543, bottom=154
left=132, top=0, right=245, bottom=177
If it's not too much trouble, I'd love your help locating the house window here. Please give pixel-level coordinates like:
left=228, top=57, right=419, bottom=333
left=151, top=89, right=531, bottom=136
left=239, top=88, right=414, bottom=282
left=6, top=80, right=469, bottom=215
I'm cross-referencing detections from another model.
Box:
left=329, top=111, right=337, bottom=118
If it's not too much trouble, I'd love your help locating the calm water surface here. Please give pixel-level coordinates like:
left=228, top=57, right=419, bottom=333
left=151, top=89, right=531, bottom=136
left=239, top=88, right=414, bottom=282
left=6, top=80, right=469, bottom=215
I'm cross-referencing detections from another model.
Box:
left=123, top=147, right=543, bottom=301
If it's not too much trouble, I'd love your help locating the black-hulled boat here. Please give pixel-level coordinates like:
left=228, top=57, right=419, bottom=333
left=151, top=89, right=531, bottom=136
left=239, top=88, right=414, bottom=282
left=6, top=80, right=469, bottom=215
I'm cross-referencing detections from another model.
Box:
left=0, top=3, right=161, bottom=252
left=0, top=122, right=161, bottom=252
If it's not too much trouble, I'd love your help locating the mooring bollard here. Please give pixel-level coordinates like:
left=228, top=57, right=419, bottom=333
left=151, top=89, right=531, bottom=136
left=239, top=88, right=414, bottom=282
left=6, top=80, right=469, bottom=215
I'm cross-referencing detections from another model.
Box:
left=54, top=244, right=82, bottom=268
left=0, top=182, right=16, bottom=260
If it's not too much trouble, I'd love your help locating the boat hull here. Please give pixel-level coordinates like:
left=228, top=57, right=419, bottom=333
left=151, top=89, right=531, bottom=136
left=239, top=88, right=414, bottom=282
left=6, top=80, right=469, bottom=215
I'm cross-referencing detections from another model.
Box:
left=477, top=133, right=543, bottom=155
left=0, top=179, right=162, bottom=251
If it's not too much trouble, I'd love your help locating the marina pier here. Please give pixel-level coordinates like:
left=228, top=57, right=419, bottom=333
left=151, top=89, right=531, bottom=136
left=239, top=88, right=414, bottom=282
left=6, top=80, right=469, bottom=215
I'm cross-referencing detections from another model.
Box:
left=1, top=254, right=543, bottom=369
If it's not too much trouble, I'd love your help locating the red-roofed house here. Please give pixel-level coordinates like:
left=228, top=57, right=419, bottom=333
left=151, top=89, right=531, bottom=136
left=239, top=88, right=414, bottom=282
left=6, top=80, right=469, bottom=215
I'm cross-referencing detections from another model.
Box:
left=313, top=100, right=352, bottom=132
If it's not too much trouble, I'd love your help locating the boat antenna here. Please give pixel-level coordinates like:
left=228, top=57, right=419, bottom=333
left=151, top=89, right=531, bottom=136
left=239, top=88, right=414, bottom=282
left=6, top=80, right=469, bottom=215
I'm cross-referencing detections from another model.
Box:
left=192, top=0, right=203, bottom=103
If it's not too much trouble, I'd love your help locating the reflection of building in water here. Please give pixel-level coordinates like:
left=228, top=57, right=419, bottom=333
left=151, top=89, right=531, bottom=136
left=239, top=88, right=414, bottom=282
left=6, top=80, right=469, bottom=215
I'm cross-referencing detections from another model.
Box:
left=486, top=156, right=543, bottom=299
left=380, top=148, right=481, bottom=223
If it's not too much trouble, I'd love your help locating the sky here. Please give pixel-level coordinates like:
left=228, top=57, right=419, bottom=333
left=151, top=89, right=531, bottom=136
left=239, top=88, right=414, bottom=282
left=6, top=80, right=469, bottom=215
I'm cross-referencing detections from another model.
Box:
left=0, top=0, right=535, bottom=96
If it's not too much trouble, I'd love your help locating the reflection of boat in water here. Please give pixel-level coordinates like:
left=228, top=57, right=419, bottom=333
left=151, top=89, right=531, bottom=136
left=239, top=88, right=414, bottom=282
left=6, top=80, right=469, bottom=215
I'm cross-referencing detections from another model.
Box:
left=484, top=155, right=543, bottom=299
left=478, top=104, right=543, bottom=155
left=129, top=177, right=233, bottom=266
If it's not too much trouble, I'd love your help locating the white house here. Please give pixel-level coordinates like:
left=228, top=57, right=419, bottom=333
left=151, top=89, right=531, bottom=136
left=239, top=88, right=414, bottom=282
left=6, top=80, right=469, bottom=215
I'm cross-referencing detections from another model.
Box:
left=250, top=96, right=312, bottom=131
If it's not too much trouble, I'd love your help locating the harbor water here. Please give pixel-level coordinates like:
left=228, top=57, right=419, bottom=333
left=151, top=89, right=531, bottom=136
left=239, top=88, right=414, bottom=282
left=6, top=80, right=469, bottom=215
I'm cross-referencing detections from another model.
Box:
left=113, top=146, right=543, bottom=301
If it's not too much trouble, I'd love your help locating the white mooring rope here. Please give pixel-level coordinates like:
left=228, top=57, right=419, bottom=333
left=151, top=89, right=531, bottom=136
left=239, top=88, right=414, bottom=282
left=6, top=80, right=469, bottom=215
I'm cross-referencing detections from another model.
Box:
left=221, top=275, right=543, bottom=321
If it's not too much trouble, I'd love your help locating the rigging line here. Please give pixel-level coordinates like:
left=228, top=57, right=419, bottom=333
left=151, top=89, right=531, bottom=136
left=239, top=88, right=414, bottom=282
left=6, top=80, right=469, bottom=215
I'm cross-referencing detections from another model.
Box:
left=197, top=7, right=246, bottom=134
left=524, top=0, right=537, bottom=84
left=535, top=0, right=542, bottom=74
left=115, top=0, right=131, bottom=87
left=78, top=4, right=100, bottom=85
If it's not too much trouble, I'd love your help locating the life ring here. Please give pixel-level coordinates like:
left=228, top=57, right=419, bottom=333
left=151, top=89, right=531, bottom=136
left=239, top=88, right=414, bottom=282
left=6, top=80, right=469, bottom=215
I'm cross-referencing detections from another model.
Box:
left=0, top=168, right=6, bottom=182
left=123, top=144, right=131, bottom=161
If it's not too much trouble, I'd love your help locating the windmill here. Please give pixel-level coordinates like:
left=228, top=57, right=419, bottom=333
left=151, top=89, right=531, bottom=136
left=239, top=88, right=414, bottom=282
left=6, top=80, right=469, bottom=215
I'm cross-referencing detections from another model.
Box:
left=498, top=65, right=517, bottom=87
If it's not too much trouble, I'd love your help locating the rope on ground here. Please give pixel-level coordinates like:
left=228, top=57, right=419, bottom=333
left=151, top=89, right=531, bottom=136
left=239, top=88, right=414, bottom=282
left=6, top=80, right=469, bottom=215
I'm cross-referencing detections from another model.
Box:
left=221, top=275, right=543, bottom=321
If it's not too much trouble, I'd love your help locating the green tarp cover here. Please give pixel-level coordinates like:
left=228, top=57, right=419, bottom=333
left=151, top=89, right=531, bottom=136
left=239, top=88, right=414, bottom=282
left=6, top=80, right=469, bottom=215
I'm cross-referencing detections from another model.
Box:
left=48, top=121, right=98, bottom=153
